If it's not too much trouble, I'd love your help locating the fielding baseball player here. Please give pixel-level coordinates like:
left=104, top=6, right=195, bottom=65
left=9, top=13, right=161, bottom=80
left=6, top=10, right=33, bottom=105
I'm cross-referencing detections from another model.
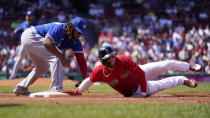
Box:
left=13, top=17, right=88, bottom=95
left=9, top=11, right=38, bottom=79
left=61, top=46, right=202, bottom=97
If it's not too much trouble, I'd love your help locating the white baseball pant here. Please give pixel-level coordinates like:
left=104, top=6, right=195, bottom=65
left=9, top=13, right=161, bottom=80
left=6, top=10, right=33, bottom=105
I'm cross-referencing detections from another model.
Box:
left=10, top=44, right=27, bottom=77
left=133, top=60, right=190, bottom=97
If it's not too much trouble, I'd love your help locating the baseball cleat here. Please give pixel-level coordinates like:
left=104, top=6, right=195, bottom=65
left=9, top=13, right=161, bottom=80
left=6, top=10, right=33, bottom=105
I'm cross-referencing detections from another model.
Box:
left=184, top=79, right=198, bottom=88
left=189, top=64, right=202, bottom=72
left=13, top=86, right=31, bottom=96
left=14, top=91, right=32, bottom=96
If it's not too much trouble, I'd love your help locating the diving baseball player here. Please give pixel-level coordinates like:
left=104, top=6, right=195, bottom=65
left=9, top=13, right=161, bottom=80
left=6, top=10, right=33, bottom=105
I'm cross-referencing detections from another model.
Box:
left=61, top=46, right=202, bottom=97
left=9, top=11, right=38, bottom=79
left=13, top=17, right=88, bottom=95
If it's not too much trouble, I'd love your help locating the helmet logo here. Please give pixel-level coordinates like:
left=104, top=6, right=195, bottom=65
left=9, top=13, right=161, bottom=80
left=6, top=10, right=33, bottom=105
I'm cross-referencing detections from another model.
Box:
left=105, top=49, right=109, bottom=54
left=83, top=24, right=86, bottom=29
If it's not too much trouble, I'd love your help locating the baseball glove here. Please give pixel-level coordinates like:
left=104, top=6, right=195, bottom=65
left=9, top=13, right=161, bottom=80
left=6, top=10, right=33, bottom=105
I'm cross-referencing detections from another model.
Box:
left=75, top=80, right=83, bottom=88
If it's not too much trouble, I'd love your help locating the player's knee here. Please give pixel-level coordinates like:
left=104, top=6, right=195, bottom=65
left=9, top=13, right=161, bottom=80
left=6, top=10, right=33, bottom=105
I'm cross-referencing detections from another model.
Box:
left=36, top=66, right=49, bottom=75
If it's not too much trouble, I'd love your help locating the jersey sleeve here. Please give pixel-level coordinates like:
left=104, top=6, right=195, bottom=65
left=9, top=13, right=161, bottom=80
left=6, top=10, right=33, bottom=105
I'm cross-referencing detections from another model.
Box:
left=89, top=65, right=103, bottom=82
left=15, top=22, right=24, bottom=34
left=74, top=53, right=88, bottom=78
left=46, top=24, right=64, bottom=43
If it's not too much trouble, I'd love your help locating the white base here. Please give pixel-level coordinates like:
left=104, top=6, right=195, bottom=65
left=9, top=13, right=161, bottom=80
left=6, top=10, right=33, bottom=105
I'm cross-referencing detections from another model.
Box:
left=29, top=91, right=69, bottom=98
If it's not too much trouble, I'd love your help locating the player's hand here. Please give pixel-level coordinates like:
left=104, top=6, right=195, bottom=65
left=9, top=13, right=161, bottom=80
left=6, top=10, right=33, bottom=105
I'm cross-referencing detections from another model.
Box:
left=59, top=57, right=72, bottom=69
left=60, top=88, right=81, bottom=96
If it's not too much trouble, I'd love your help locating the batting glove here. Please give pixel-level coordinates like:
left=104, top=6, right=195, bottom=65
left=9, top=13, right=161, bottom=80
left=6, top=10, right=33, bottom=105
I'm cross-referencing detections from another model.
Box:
left=60, top=88, right=81, bottom=95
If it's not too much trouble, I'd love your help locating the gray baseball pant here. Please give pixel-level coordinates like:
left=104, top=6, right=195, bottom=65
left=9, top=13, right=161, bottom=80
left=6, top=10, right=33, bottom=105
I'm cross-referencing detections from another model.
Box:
left=13, top=27, right=63, bottom=93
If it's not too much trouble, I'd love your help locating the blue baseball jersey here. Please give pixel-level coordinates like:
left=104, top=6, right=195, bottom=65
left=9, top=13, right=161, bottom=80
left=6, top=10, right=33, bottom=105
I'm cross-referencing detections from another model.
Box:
left=35, top=22, right=83, bottom=52
left=16, top=21, right=38, bottom=34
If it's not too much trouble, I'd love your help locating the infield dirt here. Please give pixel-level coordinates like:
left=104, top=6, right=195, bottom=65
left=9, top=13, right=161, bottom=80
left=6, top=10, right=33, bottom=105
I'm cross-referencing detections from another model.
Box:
left=0, top=78, right=209, bottom=104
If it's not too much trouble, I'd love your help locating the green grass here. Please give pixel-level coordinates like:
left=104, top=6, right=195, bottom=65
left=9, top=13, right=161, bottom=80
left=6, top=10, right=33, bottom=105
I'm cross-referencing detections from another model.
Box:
left=0, top=82, right=209, bottom=93
left=0, top=82, right=210, bottom=118
left=162, top=82, right=210, bottom=93
left=0, top=104, right=209, bottom=118
left=0, top=83, right=116, bottom=93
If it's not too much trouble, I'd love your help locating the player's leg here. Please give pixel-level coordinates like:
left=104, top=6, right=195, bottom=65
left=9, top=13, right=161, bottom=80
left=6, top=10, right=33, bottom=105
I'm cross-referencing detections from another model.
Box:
left=17, top=50, right=49, bottom=87
left=13, top=35, right=51, bottom=95
left=139, top=60, right=190, bottom=80
left=13, top=49, right=49, bottom=95
left=13, top=27, right=51, bottom=95
left=146, top=76, right=197, bottom=95
left=9, top=44, right=26, bottom=79
left=49, top=58, right=63, bottom=91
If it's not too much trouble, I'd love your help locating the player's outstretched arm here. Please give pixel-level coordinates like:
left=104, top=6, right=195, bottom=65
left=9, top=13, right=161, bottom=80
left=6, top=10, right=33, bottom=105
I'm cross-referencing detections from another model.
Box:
left=60, top=77, right=93, bottom=95
left=78, top=77, right=93, bottom=93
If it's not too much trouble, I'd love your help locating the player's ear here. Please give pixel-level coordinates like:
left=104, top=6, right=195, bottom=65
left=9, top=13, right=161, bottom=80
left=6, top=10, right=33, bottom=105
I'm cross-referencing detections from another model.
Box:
left=65, top=22, right=76, bottom=39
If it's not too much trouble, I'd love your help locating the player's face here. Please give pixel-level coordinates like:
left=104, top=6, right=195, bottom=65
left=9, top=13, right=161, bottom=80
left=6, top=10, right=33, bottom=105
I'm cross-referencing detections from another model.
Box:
left=105, top=55, right=115, bottom=68
left=72, top=30, right=84, bottom=40
left=26, top=16, right=33, bottom=24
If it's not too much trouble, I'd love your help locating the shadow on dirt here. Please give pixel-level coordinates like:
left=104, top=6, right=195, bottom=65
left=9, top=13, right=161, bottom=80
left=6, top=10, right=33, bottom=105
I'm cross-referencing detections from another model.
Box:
left=0, top=104, right=23, bottom=107
left=171, top=93, right=210, bottom=97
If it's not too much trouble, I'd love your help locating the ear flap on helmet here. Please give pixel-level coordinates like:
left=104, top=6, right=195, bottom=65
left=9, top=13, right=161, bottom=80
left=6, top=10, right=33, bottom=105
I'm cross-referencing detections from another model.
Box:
left=98, top=46, right=116, bottom=67
left=100, top=59, right=111, bottom=67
